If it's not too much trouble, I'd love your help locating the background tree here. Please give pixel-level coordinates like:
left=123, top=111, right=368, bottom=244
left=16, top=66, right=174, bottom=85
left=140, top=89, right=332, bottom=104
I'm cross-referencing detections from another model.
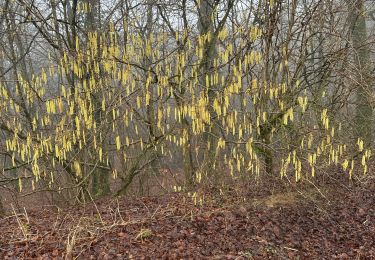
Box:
left=348, top=0, right=373, bottom=146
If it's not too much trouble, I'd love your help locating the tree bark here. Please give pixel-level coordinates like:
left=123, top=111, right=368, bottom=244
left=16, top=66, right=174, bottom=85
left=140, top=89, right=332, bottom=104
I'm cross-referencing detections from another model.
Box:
left=349, top=0, right=373, bottom=146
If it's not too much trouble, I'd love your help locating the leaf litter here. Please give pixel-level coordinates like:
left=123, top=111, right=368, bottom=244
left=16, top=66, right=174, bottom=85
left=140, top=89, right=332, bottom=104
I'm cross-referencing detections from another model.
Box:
left=0, top=175, right=374, bottom=259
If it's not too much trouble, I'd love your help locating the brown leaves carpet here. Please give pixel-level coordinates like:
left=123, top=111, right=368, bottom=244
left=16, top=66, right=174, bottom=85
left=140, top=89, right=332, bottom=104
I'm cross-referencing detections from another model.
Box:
left=1, top=176, right=374, bottom=259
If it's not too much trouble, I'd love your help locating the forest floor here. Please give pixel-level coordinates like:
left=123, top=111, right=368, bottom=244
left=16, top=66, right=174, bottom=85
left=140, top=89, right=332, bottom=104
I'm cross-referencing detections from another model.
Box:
left=0, top=172, right=374, bottom=259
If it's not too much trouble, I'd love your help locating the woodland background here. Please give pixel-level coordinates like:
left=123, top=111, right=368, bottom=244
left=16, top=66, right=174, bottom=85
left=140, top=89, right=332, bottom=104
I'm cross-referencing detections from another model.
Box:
left=0, top=0, right=375, bottom=214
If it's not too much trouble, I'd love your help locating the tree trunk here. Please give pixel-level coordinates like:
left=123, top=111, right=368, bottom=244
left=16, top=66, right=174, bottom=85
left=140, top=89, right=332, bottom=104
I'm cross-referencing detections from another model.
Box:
left=198, top=0, right=220, bottom=172
left=349, top=0, right=373, bottom=146
left=85, top=0, right=111, bottom=197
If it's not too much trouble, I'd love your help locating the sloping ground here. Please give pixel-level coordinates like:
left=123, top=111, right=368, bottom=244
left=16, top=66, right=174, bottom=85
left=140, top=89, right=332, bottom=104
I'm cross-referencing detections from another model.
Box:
left=0, top=177, right=374, bottom=259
